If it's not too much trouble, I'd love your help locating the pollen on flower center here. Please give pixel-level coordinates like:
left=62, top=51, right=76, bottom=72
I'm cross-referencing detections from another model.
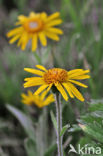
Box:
left=44, top=68, right=68, bottom=84
left=23, top=19, right=43, bottom=33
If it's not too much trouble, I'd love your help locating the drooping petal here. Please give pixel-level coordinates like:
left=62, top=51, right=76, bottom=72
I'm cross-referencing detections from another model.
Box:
left=68, top=80, right=88, bottom=88
left=68, top=82, right=84, bottom=101
left=38, top=32, right=47, bottom=46
left=44, top=94, right=54, bottom=105
left=9, top=34, right=21, bottom=44
left=45, top=31, right=60, bottom=41
left=32, top=34, right=38, bottom=51
left=7, top=27, right=23, bottom=37
left=55, top=83, right=68, bottom=101
left=21, top=32, right=29, bottom=50
left=34, top=84, right=49, bottom=95
left=62, top=83, right=74, bottom=98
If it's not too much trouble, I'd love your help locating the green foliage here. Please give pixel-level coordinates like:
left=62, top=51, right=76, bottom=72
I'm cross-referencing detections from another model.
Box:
left=50, top=111, right=57, bottom=131
left=60, top=124, right=69, bottom=137
left=24, top=138, right=37, bottom=156
left=78, top=100, right=103, bottom=155
left=1, top=0, right=103, bottom=155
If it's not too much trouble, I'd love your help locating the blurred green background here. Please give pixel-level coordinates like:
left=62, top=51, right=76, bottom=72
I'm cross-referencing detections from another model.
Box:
left=0, top=0, right=103, bottom=155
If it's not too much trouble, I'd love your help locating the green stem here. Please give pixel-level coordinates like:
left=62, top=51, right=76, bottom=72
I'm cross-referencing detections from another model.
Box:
left=55, top=93, right=63, bottom=156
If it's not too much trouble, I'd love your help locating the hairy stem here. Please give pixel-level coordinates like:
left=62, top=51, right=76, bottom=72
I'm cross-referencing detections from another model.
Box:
left=55, top=93, right=63, bottom=156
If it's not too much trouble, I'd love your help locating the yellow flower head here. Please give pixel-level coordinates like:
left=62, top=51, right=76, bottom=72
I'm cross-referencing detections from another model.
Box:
left=24, top=65, right=90, bottom=101
left=7, top=12, right=63, bottom=51
left=21, top=90, right=54, bottom=108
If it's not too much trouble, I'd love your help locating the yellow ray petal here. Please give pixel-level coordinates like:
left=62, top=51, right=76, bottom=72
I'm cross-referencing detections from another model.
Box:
left=34, top=84, right=49, bottom=95
left=24, top=68, right=44, bottom=76
left=46, top=12, right=60, bottom=22
left=38, top=32, right=47, bottom=46
left=7, top=27, right=23, bottom=37
left=46, top=19, right=62, bottom=27
left=24, top=77, right=43, bottom=81
left=24, top=77, right=44, bottom=88
left=32, top=34, right=38, bottom=51
left=55, top=83, right=68, bottom=101
left=68, top=82, right=84, bottom=102
left=36, top=65, right=47, bottom=71
left=18, top=15, right=27, bottom=22
left=28, top=90, right=33, bottom=96
left=45, top=31, right=60, bottom=41
left=24, top=80, right=44, bottom=88
left=71, top=75, right=90, bottom=80
left=40, top=90, right=48, bottom=100
left=21, top=32, right=29, bottom=50
left=29, top=12, right=36, bottom=17
left=9, top=34, right=21, bottom=44
left=44, top=94, right=54, bottom=105
left=68, top=69, right=90, bottom=78
left=47, top=28, right=63, bottom=34
left=68, top=69, right=84, bottom=75
left=21, top=93, right=27, bottom=99
left=40, top=12, right=47, bottom=20
left=62, top=83, right=74, bottom=98
left=68, top=80, right=88, bottom=88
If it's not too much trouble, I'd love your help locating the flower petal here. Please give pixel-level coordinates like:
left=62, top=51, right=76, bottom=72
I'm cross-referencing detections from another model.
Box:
left=38, top=32, right=47, bottom=46
left=46, top=12, right=60, bottom=22
left=68, top=82, right=84, bottom=101
left=68, top=80, right=88, bottom=88
left=55, top=83, right=68, bottom=101
left=7, top=27, right=23, bottom=37
left=46, top=19, right=62, bottom=27
left=24, top=68, right=44, bottom=76
left=47, top=28, right=63, bottom=34
left=36, top=65, right=47, bottom=71
left=32, top=34, right=38, bottom=51
left=68, top=69, right=90, bottom=78
left=24, top=78, right=44, bottom=88
left=34, top=84, right=49, bottom=95
left=45, top=31, right=60, bottom=41
left=62, top=83, right=74, bottom=98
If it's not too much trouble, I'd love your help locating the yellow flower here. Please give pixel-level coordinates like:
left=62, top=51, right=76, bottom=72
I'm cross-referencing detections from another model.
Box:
left=24, top=65, right=90, bottom=102
left=7, top=12, right=63, bottom=51
left=21, top=90, right=54, bottom=108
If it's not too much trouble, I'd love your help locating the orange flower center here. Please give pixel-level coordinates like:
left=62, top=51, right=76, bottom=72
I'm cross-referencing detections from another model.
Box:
left=23, top=19, right=43, bottom=33
left=44, top=68, right=68, bottom=84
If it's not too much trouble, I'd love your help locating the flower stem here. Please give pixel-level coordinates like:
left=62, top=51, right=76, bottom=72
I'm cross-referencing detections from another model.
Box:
left=55, top=93, right=63, bottom=156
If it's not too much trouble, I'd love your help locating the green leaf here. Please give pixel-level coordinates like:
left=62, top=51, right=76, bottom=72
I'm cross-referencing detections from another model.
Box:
left=50, top=111, right=57, bottom=131
left=44, top=143, right=57, bottom=156
left=24, top=138, right=37, bottom=156
left=6, top=104, right=35, bottom=141
left=68, top=124, right=81, bottom=132
left=80, top=123, right=103, bottom=143
left=60, top=124, right=69, bottom=136
left=34, top=53, right=42, bottom=64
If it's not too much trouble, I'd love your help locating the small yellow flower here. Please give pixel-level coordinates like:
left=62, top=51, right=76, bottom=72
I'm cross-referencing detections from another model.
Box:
left=7, top=12, right=63, bottom=51
left=24, top=65, right=90, bottom=101
left=21, top=90, right=54, bottom=108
